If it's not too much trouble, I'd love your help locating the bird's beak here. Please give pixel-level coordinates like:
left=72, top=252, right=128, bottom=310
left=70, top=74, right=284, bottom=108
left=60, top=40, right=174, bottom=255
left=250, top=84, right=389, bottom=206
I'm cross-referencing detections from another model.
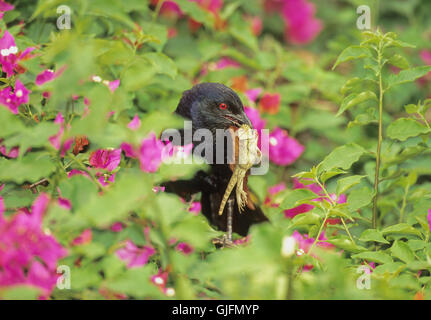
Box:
left=223, top=112, right=252, bottom=128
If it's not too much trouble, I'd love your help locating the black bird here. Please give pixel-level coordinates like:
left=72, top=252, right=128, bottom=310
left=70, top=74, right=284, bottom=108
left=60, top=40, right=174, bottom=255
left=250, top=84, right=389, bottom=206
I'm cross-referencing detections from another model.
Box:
left=162, top=83, right=268, bottom=243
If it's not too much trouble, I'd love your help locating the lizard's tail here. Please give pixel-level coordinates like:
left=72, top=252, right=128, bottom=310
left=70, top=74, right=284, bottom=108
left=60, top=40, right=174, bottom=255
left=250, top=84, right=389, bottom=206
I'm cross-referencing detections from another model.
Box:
left=218, top=169, right=238, bottom=216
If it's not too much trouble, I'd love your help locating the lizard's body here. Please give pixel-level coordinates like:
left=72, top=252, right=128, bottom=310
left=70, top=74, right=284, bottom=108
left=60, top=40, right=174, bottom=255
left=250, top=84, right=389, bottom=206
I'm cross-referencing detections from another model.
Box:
left=218, top=125, right=262, bottom=216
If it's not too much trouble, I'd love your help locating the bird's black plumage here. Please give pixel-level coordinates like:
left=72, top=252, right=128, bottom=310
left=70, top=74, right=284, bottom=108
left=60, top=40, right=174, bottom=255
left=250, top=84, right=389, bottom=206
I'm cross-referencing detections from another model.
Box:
left=162, top=83, right=268, bottom=237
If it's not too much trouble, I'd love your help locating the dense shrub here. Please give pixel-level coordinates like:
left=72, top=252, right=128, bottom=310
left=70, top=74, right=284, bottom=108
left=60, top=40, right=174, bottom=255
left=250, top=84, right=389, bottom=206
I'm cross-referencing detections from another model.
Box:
left=0, top=0, right=431, bottom=300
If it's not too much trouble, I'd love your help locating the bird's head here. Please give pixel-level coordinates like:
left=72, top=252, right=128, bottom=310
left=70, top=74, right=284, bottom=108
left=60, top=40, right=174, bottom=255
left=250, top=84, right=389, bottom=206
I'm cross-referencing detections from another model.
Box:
left=175, top=83, right=252, bottom=132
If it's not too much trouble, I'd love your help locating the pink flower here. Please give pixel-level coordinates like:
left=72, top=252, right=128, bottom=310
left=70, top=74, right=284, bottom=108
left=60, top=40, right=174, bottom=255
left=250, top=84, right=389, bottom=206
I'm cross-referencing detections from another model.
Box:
left=67, top=169, right=90, bottom=179
left=35, top=67, right=64, bottom=86
left=201, top=57, right=239, bottom=76
left=250, top=16, right=262, bottom=36
left=264, top=183, right=286, bottom=207
left=0, top=1, right=13, bottom=12
left=0, top=195, right=4, bottom=219
left=138, top=133, right=165, bottom=173
left=107, top=79, right=120, bottom=93
left=0, top=194, right=67, bottom=298
left=292, top=230, right=334, bottom=255
left=121, top=142, right=137, bottom=158
left=97, top=172, right=116, bottom=187
left=233, top=235, right=251, bottom=245
left=58, top=197, right=71, bottom=210
left=72, top=229, right=92, bottom=246
left=215, top=57, right=239, bottom=69
left=49, top=113, right=64, bottom=149
left=111, top=222, right=123, bottom=232
left=244, top=107, right=266, bottom=149
left=152, top=186, right=166, bottom=193
left=164, top=142, right=193, bottom=160
left=245, top=88, right=262, bottom=103
left=268, top=127, right=304, bottom=166
left=151, top=268, right=169, bottom=289
left=122, top=134, right=191, bottom=173
left=89, top=148, right=121, bottom=172
left=259, top=92, right=281, bottom=114
left=176, top=242, right=194, bottom=255
left=0, top=143, right=19, bottom=158
left=127, top=114, right=141, bottom=130
left=269, top=183, right=287, bottom=195
left=189, top=201, right=201, bottom=215
left=0, top=31, right=34, bottom=77
left=116, top=240, right=155, bottom=268
left=48, top=113, right=73, bottom=157
left=282, top=0, right=322, bottom=44
left=420, top=50, right=431, bottom=65
left=284, top=179, right=346, bottom=220
left=156, top=0, right=183, bottom=17
left=418, top=50, right=431, bottom=86
left=0, top=79, right=30, bottom=114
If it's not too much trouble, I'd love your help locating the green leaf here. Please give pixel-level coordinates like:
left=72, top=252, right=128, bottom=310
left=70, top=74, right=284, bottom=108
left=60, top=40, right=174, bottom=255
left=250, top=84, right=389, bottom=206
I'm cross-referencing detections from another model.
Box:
left=347, top=186, right=373, bottom=211
left=352, top=251, right=393, bottom=264
left=320, top=168, right=346, bottom=184
left=390, top=240, right=415, bottom=263
left=105, top=265, right=162, bottom=298
left=328, top=205, right=354, bottom=221
left=382, top=223, right=422, bottom=238
left=290, top=212, right=321, bottom=228
left=373, top=262, right=404, bottom=274
left=359, top=229, right=389, bottom=244
left=326, top=237, right=366, bottom=253
left=0, top=155, right=55, bottom=184
left=386, top=39, right=416, bottom=49
left=332, top=46, right=370, bottom=70
left=0, top=107, right=25, bottom=137
left=387, top=118, right=430, bottom=141
left=144, top=52, right=178, bottom=79
left=280, top=189, right=319, bottom=209
left=76, top=170, right=151, bottom=228
left=336, top=91, right=377, bottom=117
left=176, top=0, right=214, bottom=26
left=404, top=104, right=420, bottom=114
left=319, top=143, right=367, bottom=173
left=0, top=286, right=41, bottom=300
left=387, top=54, right=409, bottom=69
left=336, top=175, right=366, bottom=196
left=292, top=170, right=315, bottom=180
left=121, top=57, right=157, bottom=91
left=171, top=215, right=219, bottom=250
left=229, top=13, right=258, bottom=51
left=387, top=66, right=431, bottom=90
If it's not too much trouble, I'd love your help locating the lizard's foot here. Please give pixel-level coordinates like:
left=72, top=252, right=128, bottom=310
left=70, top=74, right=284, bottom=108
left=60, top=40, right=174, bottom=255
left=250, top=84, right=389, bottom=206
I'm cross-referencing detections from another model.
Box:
left=212, top=235, right=235, bottom=249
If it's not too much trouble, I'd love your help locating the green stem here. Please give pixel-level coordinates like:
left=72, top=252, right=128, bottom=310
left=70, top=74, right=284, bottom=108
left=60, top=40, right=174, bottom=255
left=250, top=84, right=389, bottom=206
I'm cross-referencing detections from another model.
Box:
left=418, top=112, right=431, bottom=129
left=372, top=42, right=385, bottom=229
left=315, top=178, right=355, bottom=244
left=399, top=185, right=409, bottom=223
left=308, top=212, right=328, bottom=255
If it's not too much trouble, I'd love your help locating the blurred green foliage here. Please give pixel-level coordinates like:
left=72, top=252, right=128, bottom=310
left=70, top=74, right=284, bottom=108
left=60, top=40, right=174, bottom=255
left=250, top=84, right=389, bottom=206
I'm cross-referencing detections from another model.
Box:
left=1, top=0, right=431, bottom=300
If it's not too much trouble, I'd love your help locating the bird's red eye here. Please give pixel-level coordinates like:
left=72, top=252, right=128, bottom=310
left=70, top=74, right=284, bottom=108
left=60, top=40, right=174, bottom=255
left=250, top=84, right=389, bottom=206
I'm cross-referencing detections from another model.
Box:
left=219, top=103, right=227, bottom=110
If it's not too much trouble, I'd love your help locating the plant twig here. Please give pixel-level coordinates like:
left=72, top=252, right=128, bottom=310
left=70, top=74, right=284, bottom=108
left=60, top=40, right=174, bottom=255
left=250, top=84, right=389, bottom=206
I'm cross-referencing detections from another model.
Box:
left=372, top=38, right=385, bottom=229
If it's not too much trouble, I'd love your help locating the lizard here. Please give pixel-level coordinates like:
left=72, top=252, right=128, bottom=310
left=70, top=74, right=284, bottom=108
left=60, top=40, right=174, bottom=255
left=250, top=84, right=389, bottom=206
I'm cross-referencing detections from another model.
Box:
left=218, top=124, right=262, bottom=216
